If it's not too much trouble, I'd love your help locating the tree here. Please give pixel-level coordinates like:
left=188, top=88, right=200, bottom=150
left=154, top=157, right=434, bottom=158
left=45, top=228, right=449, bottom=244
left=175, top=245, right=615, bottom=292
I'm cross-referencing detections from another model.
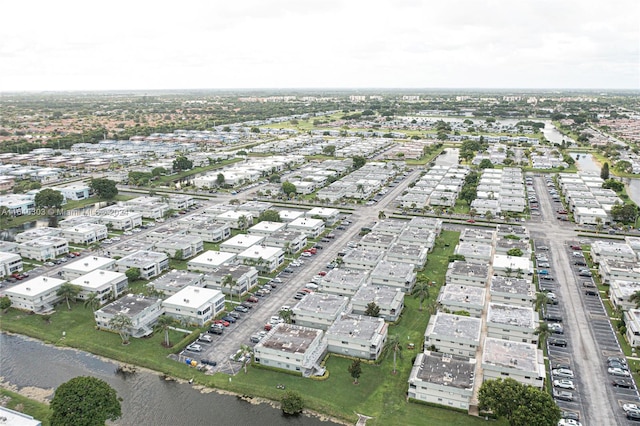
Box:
left=0, top=295, right=11, bottom=312
left=412, top=279, right=431, bottom=311
left=630, top=290, right=640, bottom=309
left=348, top=359, right=362, bottom=384
left=222, top=274, right=236, bottom=302
left=323, top=145, right=336, bottom=156
left=352, top=156, right=366, bottom=169
left=507, top=248, right=523, bottom=257
left=535, top=293, right=549, bottom=312
left=279, top=308, right=292, bottom=324
left=56, top=283, right=81, bottom=310
left=258, top=209, right=281, bottom=223
left=459, top=186, right=477, bottom=205
left=602, top=179, right=624, bottom=192
left=364, top=302, right=380, bottom=317
left=238, top=215, right=249, bottom=231
left=172, top=156, right=193, bottom=172
left=534, top=322, right=550, bottom=348
left=155, top=315, right=177, bottom=347
left=125, top=268, right=141, bottom=281
left=478, top=378, right=560, bottom=426
left=595, top=217, right=603, bottom=234
left=282, top=181, right=297, bottom=197
left=34, top=188, right=64, bottom=209
left=281, top=390, right=304, bottom=415
left=50, top=376, right=121, bottom=426
left=614, top=160, right=633, bottom=174
left=378, top=210, right=386, bottom=220
left=90, top=178, right=118, bottom=200
left=479, top=159, right=494, bottom=169
left=386, top=334, right=403, bottom=375
left=611, top=203, right=638, bottom=223
left=84, top=292, right=100, bottom=311
left=109, top=313, right=133, bottom=344
left=485, top=211, right=494, bottom=222
left=601, top=162, right=610, bottom=180
left=216, top=173, right=225, bottom=187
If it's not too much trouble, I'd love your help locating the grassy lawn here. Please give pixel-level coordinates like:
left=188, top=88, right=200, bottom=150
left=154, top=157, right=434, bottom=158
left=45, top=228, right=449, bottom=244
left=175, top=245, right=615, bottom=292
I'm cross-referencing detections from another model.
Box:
left=0, top=388, right=51, bottom=426
left=155, top=159, right=243, bottom=184
left=0, top=230, right=504, bottom=425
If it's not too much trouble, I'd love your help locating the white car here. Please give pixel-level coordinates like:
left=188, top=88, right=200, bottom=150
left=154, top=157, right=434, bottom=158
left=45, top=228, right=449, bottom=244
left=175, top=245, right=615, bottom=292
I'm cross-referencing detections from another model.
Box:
left=186, top=343, right=202, bottom=352
left=552, top=368, right=574, bottom=378
left=623, top=403, right=639, bottom=413
left=553, top=379, right=575, bottom=390
left=558, top=420, right=581, bottom=426
left=301, top=252, right=312, bottom=257
left=608, top=367, right=630, bottom=376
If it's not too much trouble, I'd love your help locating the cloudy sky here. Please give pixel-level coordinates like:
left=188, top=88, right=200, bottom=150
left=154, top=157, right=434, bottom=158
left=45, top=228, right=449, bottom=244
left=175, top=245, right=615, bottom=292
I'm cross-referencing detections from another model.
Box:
left=1, top=0, right=638, bottom=92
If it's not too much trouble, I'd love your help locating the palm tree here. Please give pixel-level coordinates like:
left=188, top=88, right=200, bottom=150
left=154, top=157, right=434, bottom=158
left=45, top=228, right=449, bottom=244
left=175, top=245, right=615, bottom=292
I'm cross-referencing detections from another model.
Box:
left=222, top=274, right=236, bottom=302
left=109, top=313, right=133, bottom=345
left=485, top=211, right=494, bottom=222
left=279, top=308, right=292, bottom=324
left=434, top=206, right=444, bottom=217
left=535, top=292, right=549, bottom=312
left=356, top=184, right=365, bottom=197
left=469, top=208, right=477, bottom=219
left=386, top=334, right=403, bottom=375
left=412, top=279, right=430, bottom=311
left=84, top=292, right=100, bottom=311
left=595, top=217, right=603, bottom=234
left=630, top=290, right=640, bottom=309
left=504, top=266, right=514, bottom=278
left=56, top=283, right=81, bottom=310
left=238, top=215, right=248, bottom=232
left=534, top=322, right=550, bottom=348
left=378, top=211, right=386, bottom=220
left=155, top=315, right=177, bottom=347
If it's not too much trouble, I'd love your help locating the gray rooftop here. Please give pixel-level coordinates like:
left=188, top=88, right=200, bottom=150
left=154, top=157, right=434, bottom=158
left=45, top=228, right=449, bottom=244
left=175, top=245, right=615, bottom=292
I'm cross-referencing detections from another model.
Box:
left=205, top=263, right=256, bottom=280
left=482, top=337, right=540, bottom=373
left=352, top=285, right=403, bottom=307
left=427, top=312, right=482, bottom=342
left=407, top=216, right=443, bottom=230
left=149, top=270, right=203, bottom=291
left=294, top=293, right=349, bottom=315
left=327, top=313, right=385, bottom=341
left=487, top=303, right=536, bottom=328
left=447, top=261, right=489, bottom=278
left=97, top=293, right=160, bottom=317
left=371, top=260, right=415, bottom=280
left=322, top=268, right=369, bottom=288
left=371, top=219, right=408, bottom=234
left=260, top=323, right=322, bottom=354
left=490, top=276, right=534, bottom=297
left=359, top=231, right=397, bottom=247
left=438, top=284, right=485, bottom=305
left=118, top=250, right=167, bottom=265
left=412, top=351, right=476, bottom=389
left=459, top=228, right=496, bottom=243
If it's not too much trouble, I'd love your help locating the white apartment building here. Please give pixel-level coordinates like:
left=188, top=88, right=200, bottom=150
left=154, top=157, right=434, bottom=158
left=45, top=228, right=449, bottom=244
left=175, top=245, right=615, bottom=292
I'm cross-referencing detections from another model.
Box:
left=482, top=337, right=545, bottom=388
left=61, top=256, right=116, bottom=280
left=19, top=236, right=69, bottom=261
left=287, top=217, right=325, bottom=238
left=350, top=285, right=405, bottom=322
left=237, top=245, right=284, bottom=273
left=95, top=294, right=164, bottom=338
left=71, top=270, right=128, bottom=305
left=370, top=260, right=417, bottom=293
left=489, top=276, right=535, bottom=307
left=292, top=293, right=349, bottom=330
left=424, top=312, right=482, bottom=358
left=60, top=223, right=108, bottom=245
left=148, top=270, right=205, bottom=296
left=116, top=250, right=169, bottom=279
left=326, top=314, right=388, bottom=361
left=162, top=286, right=225, bottom=327
left=4, top=276, right=66, bottom=313
left=220, top=234, right=265, bottom=253
left=203, top=264, right=258, bottom=298
left=445, top=261, right=490, bottom=288
left=486, top=303, right=539, bottom=345
left=0, top=251, right=23, bottom=277
left=437, top=284, right=486, bottom=318
left=187, top=250, right=237, bottom=273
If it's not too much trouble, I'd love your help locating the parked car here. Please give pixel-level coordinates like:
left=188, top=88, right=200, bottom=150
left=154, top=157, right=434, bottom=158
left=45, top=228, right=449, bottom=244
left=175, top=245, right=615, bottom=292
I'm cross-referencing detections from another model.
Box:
left=561, top=411, right=580, bottom=422
left=228, top=311, right=241, bottom=319
left=573, top=260, right=587, bottom=266
left=235, top=305, right=249, bottom=313
left=552, top=368, right=573, bottom=378
left=557, top=420, right=582, bottom=426
left=240, top=302, right=254, bottom=309
left=553, top=389, right=573, bottom=401
left=200, top=359, right=217, bottom=366
left=540, top=275, right=555, bottom=281
left=197, top=334, right=213, bottom=343
left=221, top=315, right=237, bottom=323
left=213, top=319, right=230, bottom=327
left=553, top=379, right=575, bottom=390
left=608, top=367, right=630, bottom=376
left=549, top=323, right=564, bottom=334
left=209, top=326, right=223, bottom=335
left=585, top=289, right=598, bottom=296
left=548, top=338, right=568, bottom=347
left=612, top=378, right=634, bottom=388
left=578, top=271, right=592, bottom=277
left=624, top=404, right=640, bottom=413
left=250, top=335, right=261, bottom=343
left=627, top=410, right=640, bottom=421
left=247, top=296, right=259, bottom=303
left=607, top=356, right=627, bottom=366
left=186, top=343, right=203, bottom=352
left=545, top=313, right=563, bottom=322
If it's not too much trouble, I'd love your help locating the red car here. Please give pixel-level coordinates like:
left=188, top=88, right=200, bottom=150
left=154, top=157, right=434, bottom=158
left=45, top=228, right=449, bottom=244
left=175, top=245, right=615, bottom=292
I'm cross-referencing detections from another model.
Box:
left=213, top=319, right=230, bottom=327
left=318, top=271, right=327, bottom=276
left=264, top=323, right=272, bottom=331
left=247, top=296, right=259, bottom=303
left=466, top=219, right=475, bottom=223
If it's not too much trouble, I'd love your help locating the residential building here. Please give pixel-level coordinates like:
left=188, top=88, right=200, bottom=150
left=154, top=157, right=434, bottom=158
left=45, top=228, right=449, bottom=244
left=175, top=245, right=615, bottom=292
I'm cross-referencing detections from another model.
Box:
left=370, top=260, right=417, bottom=293
left=599, top=258, right=640, bottom=285
left=95, top=294, right=163, bottom=338
left=4, top=276, right=66, bottom=313
left=437, top=284, right=485, bottom=318
left=445, top=261, right=489, bottom=288
left=203, top=264, right=258, bottom=298
left=424, top=312, right=482, bottom=358
left=610, top=280, right=640, bottom=311
left=153, top=235, right=204, bottom=260
left=454, top=242, right=493, bottom=265
left=95, top=207, right=143, bottom=230
left=108, top=239, right=154, bottom=258
left=187, top=250, right=237, bottom=273
left=492, top=254, right=533, bottom=277
left=306, top=207, right=340, bottom=225
left=350, top=285, right=405, bottom=322
left=247, top=221, right=287, bottom=236
left=287, top=217, right=325, bottom=238
left=116, top=250, right=169, bottom=279
left=591, top=240, right=637, bottom=264
left=71, top=270, right=128, bottom=305
left=215, top=210, right=254, bottom=230
left=359, top=231, right=397, bottom=251
left=342, top=248, right=384, bottom=270
left=253, top=323, right=326, bottom=377
left=385, top=242, right=428, bottom=269
left=186, top=221, right=231, bottom=243
left=237, top=245, right=284, bottom=273
left=408, top=351, right=476, bottom=410
left=162, top=286, right=225, bottom=326
left=482, top=337, right=545, bottom=388
left=220, top=234, right=265, bottom=253
left=625, top=309, right=640, bottom=347
left=148, top=270, right=205, bottom=296
left=61, top=256, right=116, bottom=280
left=14, top=227, right=61, bottom=243
left=326, top=313, right=388, bottom=360
left=278, top=209, right=306, bottom=222
left=60, top=223, right=108, bottom=245
left=319, top=267, right=369, bottom=297
left=489, top=276, right=535, bottom=307
left=459, top=228, right=496, bottom=245
left=0, top=251, right=23, bottom=276
left=292, top=293, right=349, bottom=330
left=486, top=303, right=539, bottom=345
left=19, top=236, right=68, bottom=261
left=264, top=230, right=307, bottom=254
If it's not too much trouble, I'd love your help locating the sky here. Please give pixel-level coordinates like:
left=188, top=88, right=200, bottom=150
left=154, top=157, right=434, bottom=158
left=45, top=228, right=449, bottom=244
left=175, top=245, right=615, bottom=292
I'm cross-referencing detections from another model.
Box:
left=1, top=0, right=639, bottom=92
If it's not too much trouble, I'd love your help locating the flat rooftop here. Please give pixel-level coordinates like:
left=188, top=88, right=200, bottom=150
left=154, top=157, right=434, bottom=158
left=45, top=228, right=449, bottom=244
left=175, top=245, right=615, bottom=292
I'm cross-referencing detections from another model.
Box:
left=438, top=284, right=485, bottom=305
left=352, top=285, right=403, bottom=307
left=163, top=286, right=222, bottom=309
left=387, top=242, right=428, bottom=258
left=294, top=293, right=348, bottom=315
left=118, top=250, right=167, bottom=265
left=150, top=270, right=204, bottom=290
left=327, top=314, right=385, bottom=342
left=407, top=216, right=442, bottom=229
left=426, top=312, right=482, bottom=342
left=70, top=270, right=125, bottom=289
left=371, top=260, right=415, bottom=279
left=447, top=261, right=489, bottom=278
left=482, top=337, right=540, bottom=373
left=455, top=242, right=493, bottom=258
left=372, top=219, right=408, bottom=234
left=360, top=231, right=397, bottom=246
left=323, top=268, right=369, bottom=287
left=460, top=228, right=496, bottom=243
left=98, top=293, right=160, bottom=317
left=412, top=351, right=476, bottom=389
left=343, top=248, right=383, bottom=264
left=63, top=256, right=114, bottom=272
left=260, top=323, right=322, bottom=354
left=487, top=303, right=536, bottom=328
left=490, top=276, right=534, bottom=297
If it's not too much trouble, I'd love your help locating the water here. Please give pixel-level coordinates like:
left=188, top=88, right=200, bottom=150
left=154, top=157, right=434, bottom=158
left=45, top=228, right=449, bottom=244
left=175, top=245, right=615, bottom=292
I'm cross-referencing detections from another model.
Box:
left=542, top=121, right=574, bottom=145
left=569, top=152, right=601, bottom=173
left=0, top=334, right=338, bottom=426
left=435, top=148, right=459, bottom=166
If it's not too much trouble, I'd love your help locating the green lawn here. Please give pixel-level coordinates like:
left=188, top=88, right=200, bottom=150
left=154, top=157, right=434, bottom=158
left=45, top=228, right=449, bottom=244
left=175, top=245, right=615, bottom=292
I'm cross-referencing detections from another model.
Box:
left=0, top=388, right=51, bottom=426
